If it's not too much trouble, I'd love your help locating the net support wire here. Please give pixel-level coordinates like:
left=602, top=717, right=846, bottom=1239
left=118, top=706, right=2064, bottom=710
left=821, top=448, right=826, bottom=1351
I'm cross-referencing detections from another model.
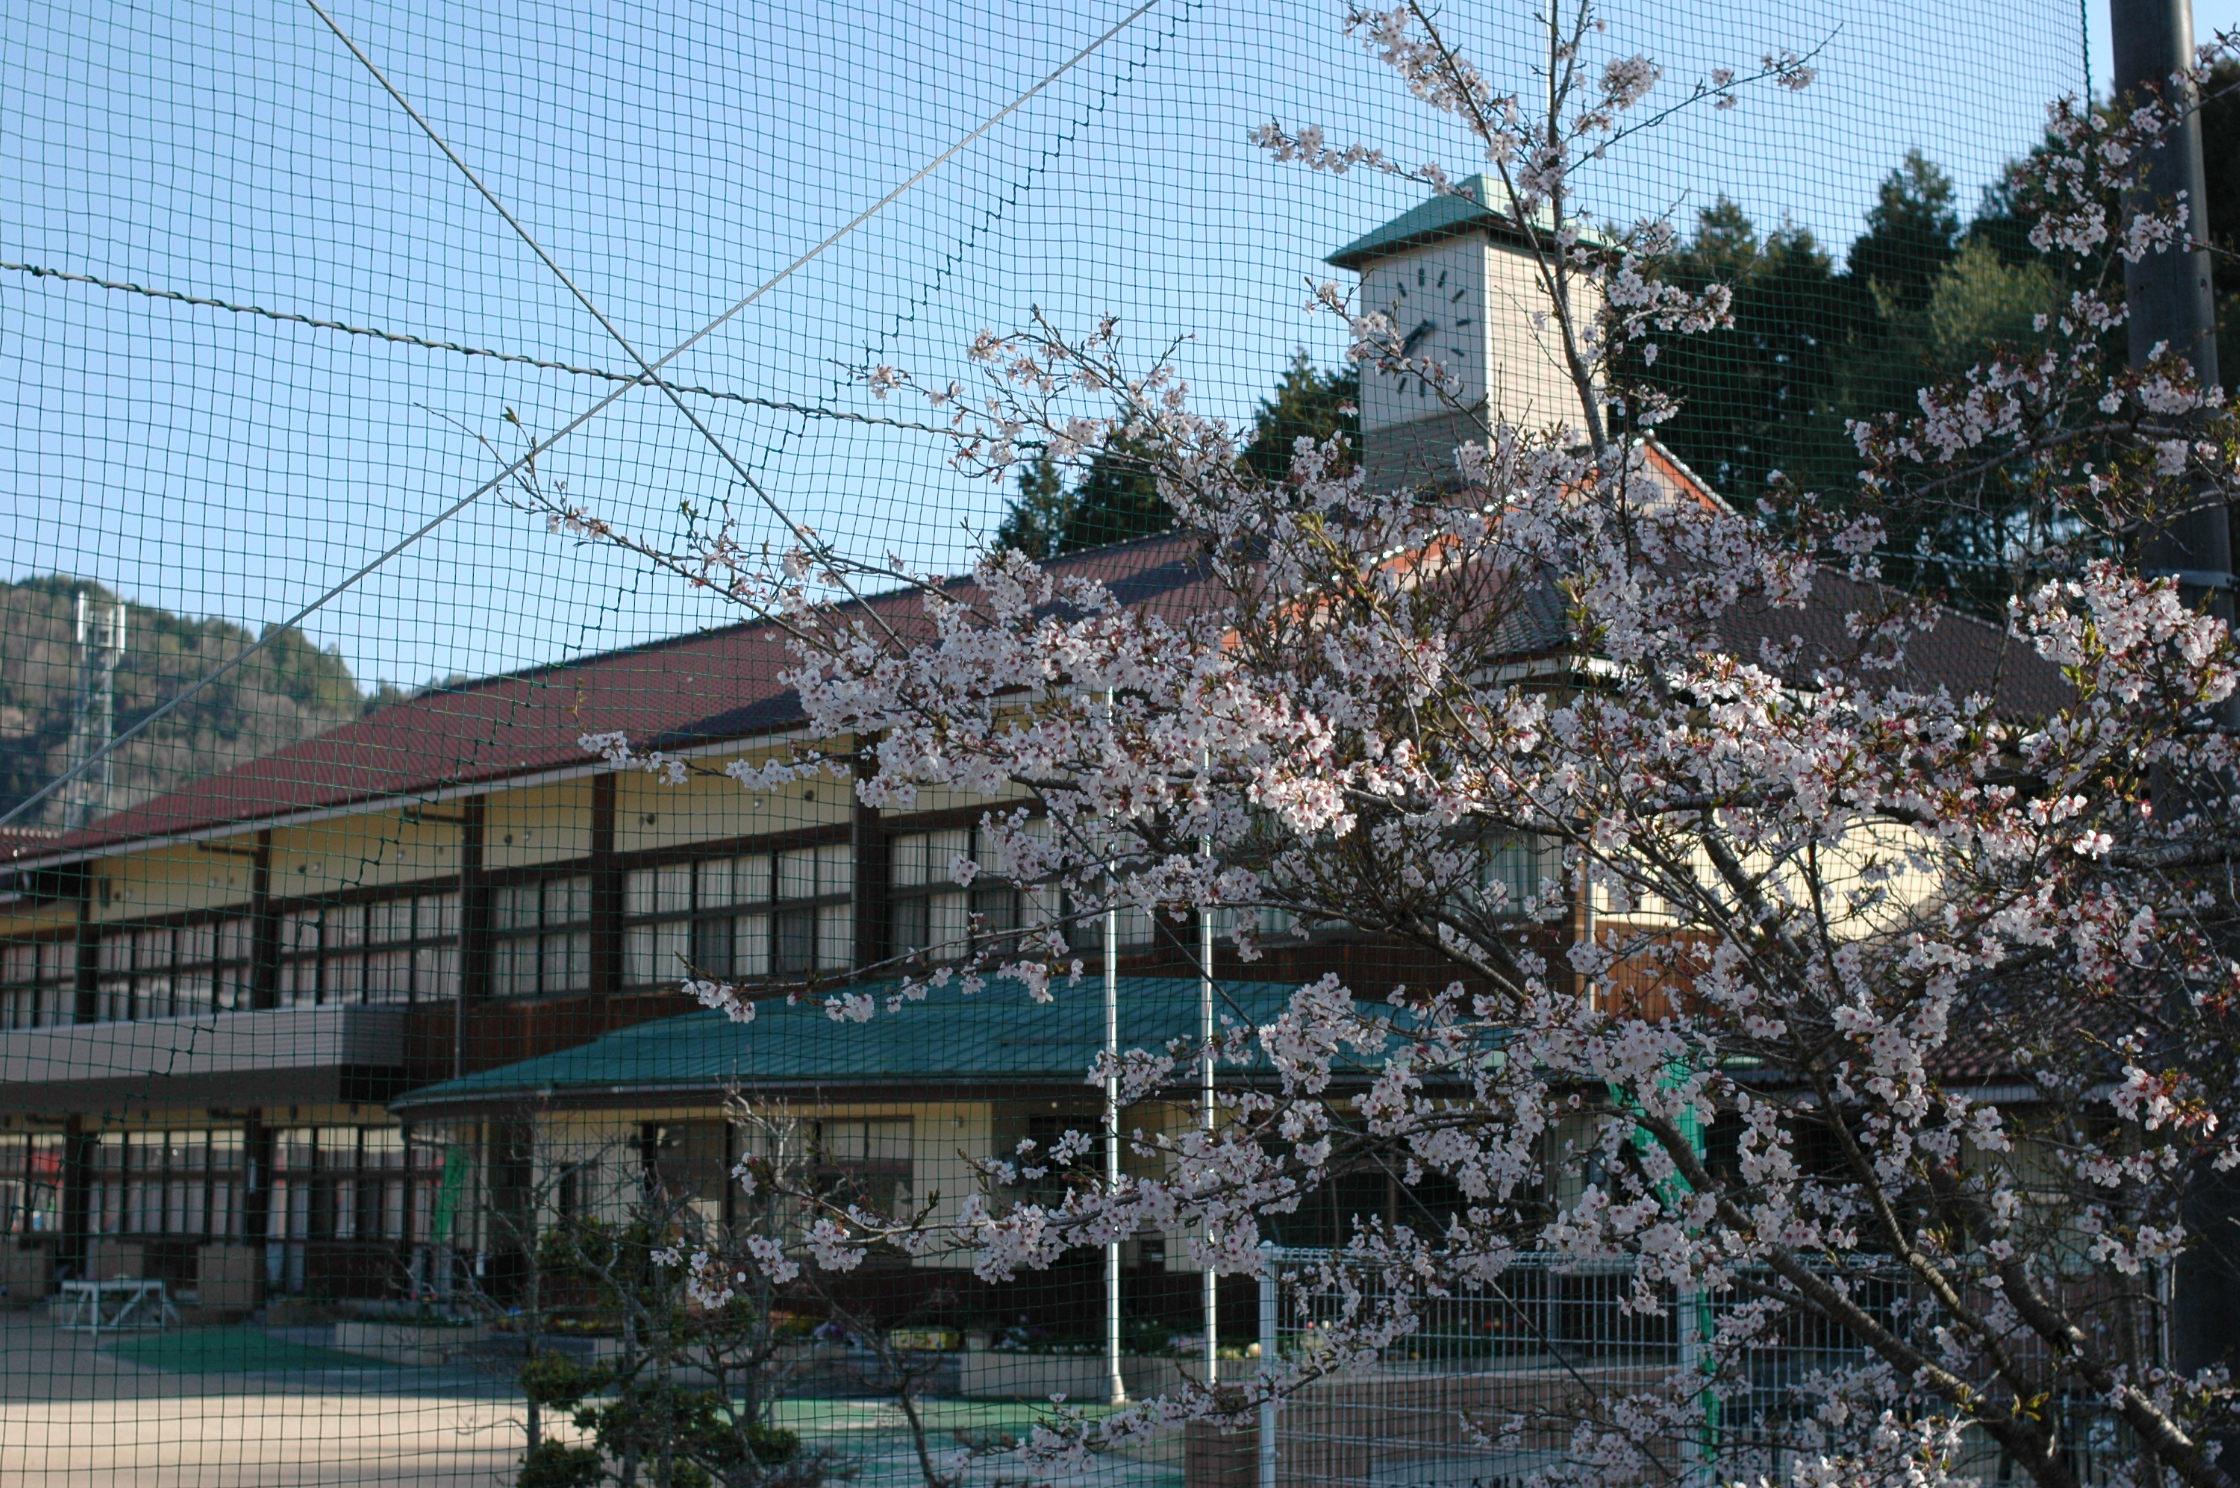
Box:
left=1, top=0, right=1166, bottom=834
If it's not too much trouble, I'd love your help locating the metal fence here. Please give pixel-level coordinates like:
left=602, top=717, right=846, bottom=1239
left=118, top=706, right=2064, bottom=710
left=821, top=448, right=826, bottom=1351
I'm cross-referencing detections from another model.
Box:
left=1250, top=1246, right=2133, bottom=1488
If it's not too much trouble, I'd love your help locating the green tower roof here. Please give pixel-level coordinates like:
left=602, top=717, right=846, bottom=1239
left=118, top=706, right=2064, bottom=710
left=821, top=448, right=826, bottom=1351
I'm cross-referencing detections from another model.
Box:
left=1327, top=175, right=1611, bottom=271
left=1326, top=174, right=1539, bottom=270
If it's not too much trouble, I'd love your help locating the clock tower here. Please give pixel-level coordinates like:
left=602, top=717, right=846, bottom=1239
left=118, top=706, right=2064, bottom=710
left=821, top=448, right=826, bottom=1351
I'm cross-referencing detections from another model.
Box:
left=1327, top=174, right=1602, bottom=490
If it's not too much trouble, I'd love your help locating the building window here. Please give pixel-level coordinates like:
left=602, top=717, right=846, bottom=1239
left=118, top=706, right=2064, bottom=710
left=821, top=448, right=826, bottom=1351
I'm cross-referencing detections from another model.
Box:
left=811, top=1116, right=914, bottom=1218
left=1070, top=899, right=1162, bottom=953
left=730, top=1114, right=914, bottom=1243
left=0, top=1133, right=64, bottom=1235
left=0, top=936, right=74, bottom=1029
left=279, top=888, right=461, bottom=1007
left=623, top=843, right=852, bottom=988
left=95, top=916, right=256, bottom=1023
left=891, top=826, right=1072, bottom=960
left=642, top=1121, right=732, bottom=1235
left=269, top=1126, right=413, bottom=1247
left=1210, top=904, right=1302, bottom=945
left=1262, top=1169, right=1415, bottom=1250
left=86, top=1128, right=247, bottom=1240
left=995, top=1110, right=1099, bottom=1208
left=1467, top=834, right=1563, bottom=918
left=491, top=875, right=591, bottom=997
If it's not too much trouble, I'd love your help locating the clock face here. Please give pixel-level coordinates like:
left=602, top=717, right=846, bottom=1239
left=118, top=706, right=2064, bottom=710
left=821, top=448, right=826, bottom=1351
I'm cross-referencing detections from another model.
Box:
left=1373, top=259, right=1476, bottom=403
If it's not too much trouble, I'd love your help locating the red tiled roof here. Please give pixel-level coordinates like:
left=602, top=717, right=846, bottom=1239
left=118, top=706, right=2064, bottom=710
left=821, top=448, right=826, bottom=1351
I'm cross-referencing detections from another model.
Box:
left=7, top=533, right=1220, bottom=867
left=3, top=447, right=2069, bottom=870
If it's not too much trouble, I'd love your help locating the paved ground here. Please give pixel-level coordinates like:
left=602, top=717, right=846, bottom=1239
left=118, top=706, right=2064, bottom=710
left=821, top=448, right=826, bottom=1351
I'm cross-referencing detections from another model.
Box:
left=0, top=1312, right=1183, bottom=1488
left=0, top=1312, right=531, bottom=1487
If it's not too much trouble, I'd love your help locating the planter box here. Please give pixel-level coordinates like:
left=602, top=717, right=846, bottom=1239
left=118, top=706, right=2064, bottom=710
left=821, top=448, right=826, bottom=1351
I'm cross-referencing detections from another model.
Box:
left=196, top=1244, right=262, bottom=1315
left=263, top=1297, right=343, bottom=1327
left=959, top=1349, right=1213, bottom=1402
left=85, top=1239, right=148, bottom=1282
left=1185, top=1421, right=1258, bottom=1488
left=332, top=1319, right=491, bottom=1367
left=0, top=1246, right=52, bottom=1308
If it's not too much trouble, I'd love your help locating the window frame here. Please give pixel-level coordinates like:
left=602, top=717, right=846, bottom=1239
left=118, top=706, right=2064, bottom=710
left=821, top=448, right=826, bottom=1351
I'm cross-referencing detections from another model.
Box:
left=888, top=822, right=1070, bottom=960
left=0, top=1132, right=65, bottom=1236
left=486, top=870, right=593, bottom=999
left=620, top=837, right=854, bottom=989
left=92, top=913, right=256, bottom=1022
left=266, top=1124, right=418, bottom=1248
left=83, top=1127, right=249, bottom=1241
left=274, top=881, right=463, bottom=1008
left=0, top=932, right=75, bottom=1030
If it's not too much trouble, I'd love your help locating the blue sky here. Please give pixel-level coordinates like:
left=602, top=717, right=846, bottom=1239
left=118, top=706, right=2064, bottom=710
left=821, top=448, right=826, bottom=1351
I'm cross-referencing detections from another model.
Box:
left=0, top=0, right=2159, bottom=700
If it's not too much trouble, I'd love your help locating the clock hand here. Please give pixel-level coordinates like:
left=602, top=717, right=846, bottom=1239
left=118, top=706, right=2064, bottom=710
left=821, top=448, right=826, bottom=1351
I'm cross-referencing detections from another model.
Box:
left=1400, top=318, right=1436, bottom=356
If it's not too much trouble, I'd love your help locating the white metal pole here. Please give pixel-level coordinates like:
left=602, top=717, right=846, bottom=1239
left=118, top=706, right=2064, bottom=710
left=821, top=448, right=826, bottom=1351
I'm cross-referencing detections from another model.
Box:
left=1257, top=1241, right=1278, bottom=1488
left=1200, top=804, right=1218, bottom=1386
left=1679, top=1282, right=1706, bottom=1486
left=1105, top=692, right=1127, bottom=1406
left=1105, top=887, right=1125, bottom=1404
left=96, top=601, right=123, bottom=819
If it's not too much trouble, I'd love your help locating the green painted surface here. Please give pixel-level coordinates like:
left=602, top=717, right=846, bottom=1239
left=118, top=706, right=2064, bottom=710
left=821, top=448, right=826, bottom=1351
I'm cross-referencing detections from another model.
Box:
left=107, top=1327, right=399, bottom=1375
left=431, top=1143, right=469, bottom=1241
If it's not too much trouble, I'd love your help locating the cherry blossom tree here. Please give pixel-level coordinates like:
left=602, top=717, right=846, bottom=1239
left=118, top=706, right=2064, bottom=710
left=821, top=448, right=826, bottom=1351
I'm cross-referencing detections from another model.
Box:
left=560, top=4, right=2240, bottom=1484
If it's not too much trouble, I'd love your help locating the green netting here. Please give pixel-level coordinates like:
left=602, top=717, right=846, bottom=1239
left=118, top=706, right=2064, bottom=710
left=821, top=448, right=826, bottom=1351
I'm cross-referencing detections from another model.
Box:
left=0, top=0, right=2172, bottom=1483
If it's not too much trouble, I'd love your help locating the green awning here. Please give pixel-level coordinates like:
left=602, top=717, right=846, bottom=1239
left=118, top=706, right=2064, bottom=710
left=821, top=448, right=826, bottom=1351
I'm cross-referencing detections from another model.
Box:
left=390, top=976, right=1298, bottom=1113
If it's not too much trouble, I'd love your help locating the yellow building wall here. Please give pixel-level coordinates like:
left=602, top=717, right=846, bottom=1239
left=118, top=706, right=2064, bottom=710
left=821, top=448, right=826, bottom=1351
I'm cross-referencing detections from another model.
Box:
left=269, top=811, right=465, bottom=901
left=90, top=841, right=258, bottom=923
left=72, top=803, right=483, bottom=927
left=894, top=781, right=1034, bottom=817
left=1594, top=818, right=1939, bottom=941
left=614, top=768, right=847, bottom=856
left=0, top=898, right=79, bottom=940
left=485, top=780, right=594, bottom=870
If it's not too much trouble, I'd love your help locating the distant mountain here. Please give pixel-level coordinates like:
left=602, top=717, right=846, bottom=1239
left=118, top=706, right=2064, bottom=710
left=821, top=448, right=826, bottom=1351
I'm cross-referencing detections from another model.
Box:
left=0, top=576, right=379, bottom=829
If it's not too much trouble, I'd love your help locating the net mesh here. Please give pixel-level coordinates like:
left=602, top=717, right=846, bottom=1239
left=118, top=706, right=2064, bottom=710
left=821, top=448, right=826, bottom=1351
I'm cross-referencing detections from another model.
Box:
left=0, top=1, right=2105, bottom=1483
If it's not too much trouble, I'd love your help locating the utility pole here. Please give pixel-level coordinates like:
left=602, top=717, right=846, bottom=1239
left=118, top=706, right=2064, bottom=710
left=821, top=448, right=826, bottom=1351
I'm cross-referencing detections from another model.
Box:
left=61, top=589, right=126, bottom=832
left=2117, top=0, right=2228, bottom=606
left=2111, top=0, right=2238, bottom=1399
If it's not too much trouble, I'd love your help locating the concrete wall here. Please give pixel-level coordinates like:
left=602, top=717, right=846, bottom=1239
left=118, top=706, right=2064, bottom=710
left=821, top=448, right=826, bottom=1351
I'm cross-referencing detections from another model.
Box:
left=1356, top=234, right=1601, bottom=443
left=1, top=1245, right=53, bottom=1306
left=0, top=1005, right=405, bottom=1087
left=196, top=1242, right=262, bottom=1313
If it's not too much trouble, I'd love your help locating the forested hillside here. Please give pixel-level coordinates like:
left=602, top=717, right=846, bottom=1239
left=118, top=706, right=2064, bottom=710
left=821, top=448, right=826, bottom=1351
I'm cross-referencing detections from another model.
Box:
left=0, top=576, right=387, bottom=829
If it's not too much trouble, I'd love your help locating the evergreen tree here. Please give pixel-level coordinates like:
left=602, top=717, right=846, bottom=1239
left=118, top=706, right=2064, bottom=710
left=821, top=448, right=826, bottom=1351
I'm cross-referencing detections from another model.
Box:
left=1630, top=198, right=1851, bottom=494
left=1054, top=433, right=1167, bottom=552
left=993, top=452, right=1074, bottom=560
left=1847, top=149, right=1961, bottom=317
left=1238, top=351, right=1359, bottom=485
left=1643, top=148, right=2089, bottom=616
left=993, top=352, right=1357, bottom=558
